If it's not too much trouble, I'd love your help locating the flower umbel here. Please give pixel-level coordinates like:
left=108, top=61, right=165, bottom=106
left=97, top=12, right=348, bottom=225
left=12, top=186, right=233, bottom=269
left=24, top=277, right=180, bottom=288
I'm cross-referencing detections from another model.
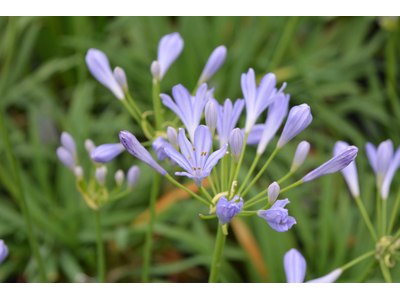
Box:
left=216, top=196, right=244, bottom=225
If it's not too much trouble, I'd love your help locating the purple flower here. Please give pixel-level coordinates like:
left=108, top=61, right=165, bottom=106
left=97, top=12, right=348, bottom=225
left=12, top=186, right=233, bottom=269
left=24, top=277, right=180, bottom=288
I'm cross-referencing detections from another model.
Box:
left=160, top=83, right=212, bottom=143
left=127, top=165, right=140, bottom=189
left=152, top=136, right=170, bottom=161
left=198, top=45, right=227, bottom=85
left=381, top=146, right=400, bottom=200
left=365, top=140, right=394, bottom=188
left=0, top=239, right=9, bottom=264
left=214, top=98, right=245, bottom=148
left=334, top=141, right=360, bottom=197
left=257, top=93, right=290, bottom=154
left=113, top=66, right=128, bottom=93
left=243, top=124, right=264, bottom=145
left=85, top=49, right=125, bottom=100
left=284, top=249, right=342, bottom=283
left=91, top=143, right=126, bottom=163
left=268, top=182, right=280, bottom=205
left=119, top=130, right=167, bottom=176
left=164, top=125, right=228, bottom=187
left=303, top=146, right=358, bottom=183
left=241, top=68, right=286, bottom=133
left=57, top=147, right=76, bottom=170
left=290, top=141, right=310, bottom=172
left=61, top=132, right=77, bottom=158
left=95, top=166, right=107, bottom=186
left=205, top=100, right=218, bottom=136
left=229, top=128, right=244, bottom=163
left=257, top=199, right=296, bottom=233
left=157, top=32, right=184, bottom=80
left=216, top=196, right=244, bottom=225
left=277, top=104, right=312, bottom=149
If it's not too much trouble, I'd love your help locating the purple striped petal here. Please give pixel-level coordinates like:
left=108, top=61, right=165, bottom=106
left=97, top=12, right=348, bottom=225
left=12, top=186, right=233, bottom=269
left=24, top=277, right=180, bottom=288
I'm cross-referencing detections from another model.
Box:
left=284, top=249, right=307, bottom=283
left=157, top=32, right=184, bottom=80
left=334, top=141, right=360, bottom=197
left=376, top=139, right=393, bottom=188
left=365, top=142, right=377, bottom=174
left=198, top=45, right=227, bottom=84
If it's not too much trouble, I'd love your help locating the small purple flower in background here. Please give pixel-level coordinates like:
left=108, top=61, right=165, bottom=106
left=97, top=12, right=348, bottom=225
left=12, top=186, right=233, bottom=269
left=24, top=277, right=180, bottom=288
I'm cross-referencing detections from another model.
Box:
left=302, top=146, right=358, bottom=183
left=0, top=239, right=9, bottom=264
left=214, top=98, right=245, bottom=148
left=164, top=125, right=227, bottom=187
left=119, top=130, right=167, bottom=176
left=57, top=147, right=76, bottom=170
left=127, top=165, right=140, bottom=189
left=229, top=128, right=244, bottom=163
left=205, top=100, right=218, bottom=136
left=85, top=139, right=96, bottom=156
left=381, top=146, right=400, bottom=200
left=198, top=45, right=227, bottom=85
left=95, top=166, right=107, bottom=186
left=216, top=196, right=244, bottom=225
left=277, top=104, right=312, bottom=149
left=334, top=141, right=360, bottom=197
left=243, top=124, right=264, bottom=145
left=366, top=140, right=394, bottom=188
left=85, top=49, right=125, bottom=100
left=160, top=83, right=212, bottom=143
left=155, top=32, right=184, bottom=81
left=290, top=141, right=310, bottom=172
left=284, top=249, right=342, bottom=283
left=61, top=132, right=77, bottom=159
left=241, top=68, right=286, bottom=133
left=268, top=182, right=280, bottom=205
left=91, top=143, right=126, bottom=163
left=256, top=93, right=290, bottom=154
left=114, top=170, right=125, bottom=186
left=152, top=136, right=170, bottom=161
left=113, top=66, right=128, bottom=93
left=257, top=199, right=296, bottom=233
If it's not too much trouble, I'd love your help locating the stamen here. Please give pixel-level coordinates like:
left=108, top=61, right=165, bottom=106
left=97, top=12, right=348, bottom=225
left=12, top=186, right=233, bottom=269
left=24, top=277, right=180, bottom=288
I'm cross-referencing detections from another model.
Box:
left=193, top=167, right=196, bottom=171
left=197, top=167, right=201, bottom=170
left=188, top=156, right=191, bottom=159
left=193, top=147, right=196, bottom=151
left=279, top=220, right=283, bottom=225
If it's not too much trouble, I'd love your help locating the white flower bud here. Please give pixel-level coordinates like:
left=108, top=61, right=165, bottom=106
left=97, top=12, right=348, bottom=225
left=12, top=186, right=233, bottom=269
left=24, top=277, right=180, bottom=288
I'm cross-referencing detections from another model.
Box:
left=95, top=166, right=107, bottom=186
left=114, top=169, right=125, bottom=186
left=205, top=100, right=218, bottom=136
left=167, top=126, right=179, bottom=151
left=85, top=139, right=96, bottom=156
left=150, top=60, right=160, bottom=80
left=290, top=141, right=310, bottom=172
left=113, top=66, right=128, bottom=93
left=74, top=166, right=84, bottom=180
left=268, top=182, right=280, bottom=205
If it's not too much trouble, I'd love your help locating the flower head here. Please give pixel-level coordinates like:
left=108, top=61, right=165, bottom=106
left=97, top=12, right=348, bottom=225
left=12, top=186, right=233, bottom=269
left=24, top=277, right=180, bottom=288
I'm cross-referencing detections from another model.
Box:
left=229, top=128, right=244, bottom=164
left=152, top=136, right=170, bottom=161
left=164, top=125, right=227, bottom=187
left=91, top=143, right=126, bottom=163
left=160, top=83, right=212, bottom=143
left=216, top=196, right=244, bottom=225
left=198, top=45, right=227, bottom=85
left=157, top=32, right=184, bottom=80
left=57, top=147, right=75, bottom=170
left=291, top=141, right=310, bottom=172
left=257, top=199, right=296, bottom=233
left=113, top=66, right=128, bottom=93
left=303, top=146, right=358, bottom=183
left=0, top=240, right=9, bottom=265
left=119, top=130, right=167, bottom=176
left=85, top=48, right=125, bottom=100
left=127, top=165, right=140, bottom=189
left=381, top=146, right=400, bottom=200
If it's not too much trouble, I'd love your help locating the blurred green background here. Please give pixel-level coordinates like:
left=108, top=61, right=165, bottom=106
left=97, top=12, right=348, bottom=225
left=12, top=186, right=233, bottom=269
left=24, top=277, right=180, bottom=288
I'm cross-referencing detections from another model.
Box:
left=0, top=16, right=400, bottom=283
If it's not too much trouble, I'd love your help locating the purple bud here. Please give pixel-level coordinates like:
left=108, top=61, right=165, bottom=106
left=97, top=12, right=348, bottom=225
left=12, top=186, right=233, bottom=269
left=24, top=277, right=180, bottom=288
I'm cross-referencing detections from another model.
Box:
left=114, top=169, right=125, bottom=186
left=229, top=128, right=244, bottom=163
left=95, top=166, right=107, bottom=186
left=150, top=60, right=160, bottom=80
left=257, top=199, right=296, bottom=233
left=333, top=141, right=359, bottom=197
left=61, top=132, right=77, bottom=157
left=382, top=146, right=400, bottom=200
left=85, top=139, right=96, bottom=155
left=119, top=130, right=167, bottom=176
left=127, top=165, right=140, bottom=188
left=167, top=126, right=179, bottom=150
left=216, top=196, right=243, bottom=225
left=57, top=147, right=76, bottom=170
left=277, top=104, right=312, bottom=149
left=303, top=146, right=359, bottom=183
left=205, top=100, right=218, bottom=136
left=198, top=45, right=227, bottom=85
left=284, top=249, right=306, bottom=283
left=290, top=141, right=311, bottom=172
left=268, top=182, right=280, bottom=205
left=376, top=139, right=393, bottom=188
left=157, top=32, right=184, bottom=80
left=365, top=142, right=377, bottom=173
left=91, top=143, right=126, bottom=163
left=0, top=239, right=9, bottom=265
left=152, top=136, right=169, bottom=161
left=113, top=67, right=128, bottom=93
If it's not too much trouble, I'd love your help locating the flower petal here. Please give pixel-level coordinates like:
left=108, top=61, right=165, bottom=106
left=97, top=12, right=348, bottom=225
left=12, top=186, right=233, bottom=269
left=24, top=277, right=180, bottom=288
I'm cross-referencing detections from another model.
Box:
left=284, top=249, right=307, bottom=283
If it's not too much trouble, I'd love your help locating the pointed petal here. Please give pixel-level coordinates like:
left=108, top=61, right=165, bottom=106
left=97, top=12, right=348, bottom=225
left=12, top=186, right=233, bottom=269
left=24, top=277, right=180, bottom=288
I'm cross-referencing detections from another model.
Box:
left=164, top=144, right=192, bottom=173
left=160, top=93, right=188, bottom=127
left=306, top=268, right=342, bottom=283
left=193, top=125, right=213, bottom=168
left=177, top=128, right=196, bottom=170
left=365, top=142, right=377, bottom=174
left=284, top=249, right=307, bottom=283
left=204, top=143, right=228, bottom=173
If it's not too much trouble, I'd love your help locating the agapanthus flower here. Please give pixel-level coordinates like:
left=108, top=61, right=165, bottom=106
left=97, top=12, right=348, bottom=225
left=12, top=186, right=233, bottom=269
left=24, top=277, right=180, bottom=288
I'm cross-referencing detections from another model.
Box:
left=0, top=240, right=9, bottom=264
left=381, top=146, right=400, bottom=200
left=114, top=170, right=125, bottom=186
left=214, top=98, right=245, bottom=148
left=268, top=182, right=280, bottom=205
left=198, top=45, right=227, bottom=85
left=216, top=196, right=244, bottom=225
left=333, top=141, right=360, bottom=197
left=91, top=143, right=126, bottom=163
left=205, top=100, right=218, bottom=136
left=302, top=146, right=358, bottom=183
left=113, top=66, right=128, bottom=93
left=95, top=166, right=107, bottom=186
left=119, top=130, right=167, bottom=176
left=167, top=127, right=179, bottom=150
left=284, top=249, right=342, bottom=283
left=365, top=140, right=394, bottom=188
left=164, top=125, right=227, bottom=187
left=229, top=128, right=244, bottom=163
left=127, top=165, right=140, bottom=189
left=85, top=48, right=125, bottom=100
left=257, top=199, right=296, bottom=233
left=290, top=141, right=311, bottom=172
left=57, top=147, right=76, bottom=170
left=156, top=32, right=184, bottom=81
left=160, top=83, right=212, bottom=143
left=85, top=139, right=96, bottom=155
left=74, top=166, right=84, bottom=180
left=241, top=68, right=286, bottom=133
left=152, top=136, right=170, bottom=161
left=61, top=132, right=77, bottom=158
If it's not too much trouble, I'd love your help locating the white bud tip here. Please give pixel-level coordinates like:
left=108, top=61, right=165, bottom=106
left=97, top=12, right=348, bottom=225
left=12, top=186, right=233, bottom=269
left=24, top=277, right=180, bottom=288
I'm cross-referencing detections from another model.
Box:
left=151, top=61, right=160, bottom=80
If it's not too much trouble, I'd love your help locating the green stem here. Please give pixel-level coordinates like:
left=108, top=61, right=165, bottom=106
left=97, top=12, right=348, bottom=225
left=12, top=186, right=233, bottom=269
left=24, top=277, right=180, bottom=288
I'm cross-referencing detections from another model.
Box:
left=382, top=199, right=387, bottom=239
left=279, top=179, right=303, bottom=194
left=241, top=147, right=280, bottom=197
left=379, top=258, right=392, bottom=283
left=208, top=224, right=227, bottom=283
left=340, top=250, right=376, bottom=272
left=354, top=196, right=378, bottom=242
left=121, top=99, right=141, bottom=125
left=142, top=172, right=160, bottom=283
left=199, top=214, right=218, bottom=220
left=224, top=155, right=229, bottom=192
left=238, top=153, right=261, bottom=194
left=199, top=186, right=213, bottom=203
left=227, top=162, right=238, bottom=200
left=357, top=259, right=378, bottom=283
left=377, top=188, right=382, bottom=237
left=220, top=155, right=226, bottom=191
left=277, top=170, right=294, bottom=185
left=387, top=186, right=400, bottom=235
left=213, top=167, right=221, bottom=192
left=94, top=210, right=106, bottom=283
left=243, top=195, right=269, bottom=209
left=208, top=175, right=217, bottom=196
left=237, top=210, right=259, bottom=217
left=165, top=174, right=212, bottom=206
left=126, top=92, right=155, bottom=136
left=108, top=189, right=131, bottom=203
left=151, top=79, right=162, bottom=130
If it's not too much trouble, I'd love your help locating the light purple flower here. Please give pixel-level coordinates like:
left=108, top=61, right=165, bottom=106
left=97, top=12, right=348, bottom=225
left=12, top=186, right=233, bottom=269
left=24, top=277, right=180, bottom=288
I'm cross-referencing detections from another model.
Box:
left=91, top=143, right=126, bottom=163
left=365, top=142, right=377, bottom=173
left=198, top=45, right=227, bottom=85
left=216, top=195, right=243, bottom=225
left=241, top=68, right=286, bottom=133
left=303, top=146, right=358, bottom=183
left=290, top=141, right=311, bottom=172
left=113, top=67, right=128, bottom=93
left=160, top=83, right=212, bottom=143
left=152, top=136, right=170, bottom=161
left=164, top=125, right=228, bottom=187
left=284, top=248, right=342, bottom=283
left=119, top=130, right=167, bottom=176
left=365, top=141, right=394, bottom=188
left=268, top=182, right=280, bottom=205
left=205, top=100, right=218, bottom=136
left=257, top=199, right=296, bottom=233
left=127, top=165, right=140, bottom=188
left=243, top=124, right=264, bottom=145
left=334, top=141, right=360, bottom=197
left=57, top=147, right=76, bottom=170
left=85, top=49, right=125, bottom=100
left=214, top=98, right=245, bottom=148
left=157, top=32, right=184, bottom=80
left=229, top=128, right=244, bottom=163
left=381, top=146, right=400, bottom=200
left=277, top=104, right=312, bottom=149
left=257, top=93, right=290, bottom=154
left=61, top=132, right=77, bottom=158
left=0, top=239, right=9, bottom=264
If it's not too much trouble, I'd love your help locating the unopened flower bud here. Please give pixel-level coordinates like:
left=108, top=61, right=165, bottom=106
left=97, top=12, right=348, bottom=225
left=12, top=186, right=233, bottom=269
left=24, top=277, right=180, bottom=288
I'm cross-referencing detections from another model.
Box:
left=205, top=100, right=218, bottom=136
left=85, top=139, right=96, bottom=155
left=229, top=128, right=244, bottom=163
left=290, top=141, right=311, bottom=172
left=152, top=136, right=169, bottom=161
left=167, top=126, right=179, bottom=151
left=57, top=147, right=76, bottom=170
left=74, top=166, right=84, bottom=180
left=91, top=143, right=126, bottom=163
left=198, top=45, right=227, bottom=85
left=95, top=166, right=107, bottom=186
left=127, top=165, right=140, bottom=189
left=113, top=66, right=128, bottom=93
left=61, top=132, right=77, bottom=158
left=268, top=182, right=280, bottom=205
left=151, top=60, right=160, bottom=80
left=114, top=169, right=125, bottom=186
